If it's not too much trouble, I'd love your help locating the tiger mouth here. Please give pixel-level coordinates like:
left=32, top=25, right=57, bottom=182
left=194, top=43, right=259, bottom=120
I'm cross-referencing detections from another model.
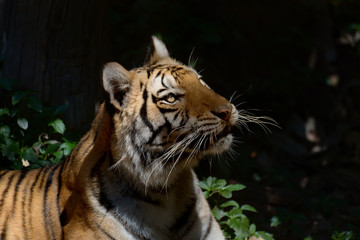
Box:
left=189, top=125, right=232, bottom=150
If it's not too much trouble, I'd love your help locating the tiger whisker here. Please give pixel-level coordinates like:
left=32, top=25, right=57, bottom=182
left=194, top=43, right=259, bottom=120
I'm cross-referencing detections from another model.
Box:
left=161, top=132, right=199, bottom=193
left=145, top=132, right=197, bottom=192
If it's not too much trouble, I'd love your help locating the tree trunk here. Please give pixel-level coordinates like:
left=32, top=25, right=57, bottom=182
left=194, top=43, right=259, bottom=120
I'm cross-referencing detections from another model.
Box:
left=0, top=0, right=110, bottom=131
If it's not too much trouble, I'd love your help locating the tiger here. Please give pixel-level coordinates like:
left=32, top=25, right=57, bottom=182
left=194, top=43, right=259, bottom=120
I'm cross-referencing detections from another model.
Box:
left=0, top=36, right=242, bottom=240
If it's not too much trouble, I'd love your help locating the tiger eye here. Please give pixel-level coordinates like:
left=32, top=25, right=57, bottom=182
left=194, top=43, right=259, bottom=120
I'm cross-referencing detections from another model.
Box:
left=166, top=95, right=176, bottom=103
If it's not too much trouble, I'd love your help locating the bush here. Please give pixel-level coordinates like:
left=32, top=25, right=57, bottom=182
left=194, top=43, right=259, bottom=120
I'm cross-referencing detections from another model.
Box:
left=200, top=177, right=275, bottom=240
left=0, top=77, right=76, bottom=170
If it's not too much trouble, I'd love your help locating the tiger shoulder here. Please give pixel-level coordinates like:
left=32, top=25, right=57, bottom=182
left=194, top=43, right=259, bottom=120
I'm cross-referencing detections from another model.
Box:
left=0, top=36, right=241, bottom=240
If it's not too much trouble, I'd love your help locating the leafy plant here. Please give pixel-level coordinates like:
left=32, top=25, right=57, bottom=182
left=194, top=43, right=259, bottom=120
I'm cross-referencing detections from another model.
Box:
left=200, top=177, right=275, bottom=240
left=331, top=231, right=354, bottom=240
left=0, top=77, right=76, bottom=170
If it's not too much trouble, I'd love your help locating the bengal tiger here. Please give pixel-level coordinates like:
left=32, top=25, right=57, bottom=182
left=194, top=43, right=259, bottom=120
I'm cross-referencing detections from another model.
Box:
left=0, top=36, right=260, bottom=240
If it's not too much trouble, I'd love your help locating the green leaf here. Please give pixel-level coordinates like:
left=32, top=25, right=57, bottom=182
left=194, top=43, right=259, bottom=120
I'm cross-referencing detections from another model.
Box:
left=22, top=148, right=38, bottom=162
left=228, top=218, right=250, bottom=239
left=59, top=141, right=76, bottom=156
left=212, top=205, right=227, bottom=221
left=49, top=119, right=66, bottom=135
left=331, top=231, right=354, bottom=240
left=220, top=200, right=239, bottom=209
left=224, top=184, right=246, bottom=192
left=0, top=108, right=10, bottom=116
left=215, top=179, right=227, bottom=188
left=17, top=118, right=28, bottom=130
left=202, top=191, right=210, bottom=199
left=53, top=151, right=64, bottom=163
left=219, top=189, right=232, bottom=198
left=44, top=140, right=59, bottom=145
left=207, top=176, right=216, bottom=187
left=255, top=231, right=275, bottom=240
left=1, top=140, right=20, bottom=160
left=241, top=204, right=257, bottom=213
left=249, top=223, right=256, bottom=235
left=32, top=141, right=42, bottom=150
left=39, top=147, right=46, bottom=155
left=0, top=125, right=11, bottom=138
left=270, top=216, right=281, bottom=227
left=45, top=142, right=61, bottom=155
left=12, top=91, right=27, bottom=105
left=27, top=96, right=43, bottom=112
left=199, top=179, right=209, bottom=190
left=228, top=208, right=243, bottom=218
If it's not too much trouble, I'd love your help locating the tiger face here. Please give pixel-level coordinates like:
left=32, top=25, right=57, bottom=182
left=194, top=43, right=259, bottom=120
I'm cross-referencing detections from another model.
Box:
left=103, top=37, right=238, bottom=185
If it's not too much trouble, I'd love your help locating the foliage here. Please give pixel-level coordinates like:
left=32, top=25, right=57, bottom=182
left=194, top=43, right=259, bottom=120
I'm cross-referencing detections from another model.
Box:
left=200, top=177, right=274, bottom=240
left=331, top=231, right=354, bottom=240
left=0, top=78, right=76, bottom=170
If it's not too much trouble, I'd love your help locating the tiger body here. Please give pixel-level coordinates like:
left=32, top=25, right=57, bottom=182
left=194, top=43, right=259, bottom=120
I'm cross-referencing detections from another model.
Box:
left=0, top=37, right=239, bottom=239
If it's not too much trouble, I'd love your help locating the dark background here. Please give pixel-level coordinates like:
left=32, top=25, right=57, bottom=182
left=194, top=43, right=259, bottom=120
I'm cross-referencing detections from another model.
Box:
left=1, top=0, right=360, bottom=239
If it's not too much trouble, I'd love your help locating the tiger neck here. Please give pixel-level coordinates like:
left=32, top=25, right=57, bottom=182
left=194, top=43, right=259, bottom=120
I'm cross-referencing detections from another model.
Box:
left=61, top=103, right=113, bottom=190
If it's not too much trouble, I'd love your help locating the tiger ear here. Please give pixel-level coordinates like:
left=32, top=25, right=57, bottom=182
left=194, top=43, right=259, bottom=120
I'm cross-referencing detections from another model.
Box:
left=102, top=62, right=131, bottom=110
left=144, top=36, right=170, bottom=65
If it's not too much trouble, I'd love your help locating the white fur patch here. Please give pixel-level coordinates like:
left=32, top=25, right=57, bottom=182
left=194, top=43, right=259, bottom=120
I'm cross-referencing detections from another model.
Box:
left=152, top=36, right=170, bottom=59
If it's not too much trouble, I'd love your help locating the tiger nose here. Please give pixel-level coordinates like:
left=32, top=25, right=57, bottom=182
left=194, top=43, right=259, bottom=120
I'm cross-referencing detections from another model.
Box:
left=211, top=105, right=232, bottom=121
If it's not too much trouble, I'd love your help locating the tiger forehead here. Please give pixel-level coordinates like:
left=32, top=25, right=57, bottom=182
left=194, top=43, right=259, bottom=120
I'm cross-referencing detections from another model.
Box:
left=134, top=64, right=199, bottom=84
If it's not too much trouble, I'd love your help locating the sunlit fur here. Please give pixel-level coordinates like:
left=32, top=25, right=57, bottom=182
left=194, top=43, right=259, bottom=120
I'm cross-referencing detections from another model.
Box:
left=0, top=36, right=274, bottom=240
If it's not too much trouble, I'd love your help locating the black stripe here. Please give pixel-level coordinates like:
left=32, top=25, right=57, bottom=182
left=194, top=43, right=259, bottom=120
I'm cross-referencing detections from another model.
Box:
left=0, top=170, right=9, bottom=180
left=155, top=69, right=162, bottom=79
left=0, top=173, right=16, bottom=238
left=60, top=210, right=67, bottom=227
left=140, top=89, right=154, bottom=132
left=161, top=74, right=166, bottom=87
left=112, top=214, right=151, bottom=240
left=22, top=174, right=31, bottom=239
left=199, top=122, right=217, bottom=127
left=12, top=170, right=28, bottom=239
left=65, top=131, right=91, bottom=162
left=146, top=120, right=172, bottom=145
left=13, top=170, right=28, bottom=205
left=0, top=173, right=15, bottom=210
left=0, top=214, right=10, bottom=239
left=170, top=197, right=197, bottom=233
left=201, top=214, right=213, bottom=240
left=130, top=126, right=148, bottom=166
left=173, top=110, right=181, bottom=121
left=151, top=94, right=158, bottom=104
left=27, top=168, right=47, bottom=232
left=57, top=161, right=66, bottom=240
left=94, top=222, right=117, bottom=240
left=156, top=88, right=167, bottom=95
left=57, top=162, right=65, bottom=215
left=84, top=131, right=99, bottom=155
left=157, top=106, right=178, bottom=114
left=43, top=165, right=60, bottom=240
left=96, top=155, right=115, bottom=211
left=105, top=98, right=118, bottom=117
left=179, top=109, right=189, bottom=126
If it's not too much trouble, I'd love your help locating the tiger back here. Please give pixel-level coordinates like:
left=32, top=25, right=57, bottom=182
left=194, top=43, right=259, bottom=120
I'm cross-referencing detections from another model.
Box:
left=0, top=36, right=239, bottom=240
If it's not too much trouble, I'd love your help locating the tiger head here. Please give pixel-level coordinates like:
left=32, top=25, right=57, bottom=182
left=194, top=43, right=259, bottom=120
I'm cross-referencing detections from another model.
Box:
left=102, top=36, right=238, bottom=186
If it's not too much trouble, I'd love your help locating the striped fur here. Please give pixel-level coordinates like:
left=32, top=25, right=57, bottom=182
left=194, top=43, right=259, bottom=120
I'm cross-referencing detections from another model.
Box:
left=0, top=36, right=239, bottom=239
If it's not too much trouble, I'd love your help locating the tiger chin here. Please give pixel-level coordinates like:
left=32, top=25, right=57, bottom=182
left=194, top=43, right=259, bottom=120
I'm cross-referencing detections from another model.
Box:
left=0, top=36, right=239, bottom=240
